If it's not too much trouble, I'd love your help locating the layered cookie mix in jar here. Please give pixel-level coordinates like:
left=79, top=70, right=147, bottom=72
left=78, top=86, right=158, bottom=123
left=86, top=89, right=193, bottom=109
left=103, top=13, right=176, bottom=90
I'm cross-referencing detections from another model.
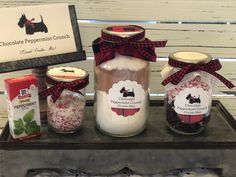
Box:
left=40, top=67, right=89, bottom=133
left=161, top=51, right=234, bottom=135
left=93, top=25, right=167, bottom=137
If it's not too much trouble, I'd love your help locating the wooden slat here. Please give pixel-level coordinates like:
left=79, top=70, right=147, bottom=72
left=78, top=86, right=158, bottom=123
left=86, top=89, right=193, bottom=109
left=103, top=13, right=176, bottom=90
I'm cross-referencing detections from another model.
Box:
left=1, top=0, right=236, bottom=22
left=84, top=47, right=236, bottom=59
left=76, top=0, right=236, bottom=22
left=79, top=23, right=236, bottom=58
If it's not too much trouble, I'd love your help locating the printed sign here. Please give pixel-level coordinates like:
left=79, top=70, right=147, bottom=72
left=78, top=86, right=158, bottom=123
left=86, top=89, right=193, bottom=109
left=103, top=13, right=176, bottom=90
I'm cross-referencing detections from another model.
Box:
left=0, top=3, right=76, bottom=62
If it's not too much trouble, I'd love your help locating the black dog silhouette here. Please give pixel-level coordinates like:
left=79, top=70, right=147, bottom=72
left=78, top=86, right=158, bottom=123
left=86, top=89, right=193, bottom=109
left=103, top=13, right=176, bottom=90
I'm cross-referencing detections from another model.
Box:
left=18, top=14, right=48, bottom=35
left=186, top=93, right=201, bottom=104
left=61, top=69, right=75, bottom=73
left=120, top=87, right=135, bottom=97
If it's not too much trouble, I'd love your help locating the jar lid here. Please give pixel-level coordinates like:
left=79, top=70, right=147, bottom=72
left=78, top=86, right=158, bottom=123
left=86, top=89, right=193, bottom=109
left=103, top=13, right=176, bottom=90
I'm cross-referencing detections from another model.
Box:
left=102, top=25, right=144, bottom=38
left=47, top=67, right=88, bottom=82
left=169, top=51, right=212, bottom=64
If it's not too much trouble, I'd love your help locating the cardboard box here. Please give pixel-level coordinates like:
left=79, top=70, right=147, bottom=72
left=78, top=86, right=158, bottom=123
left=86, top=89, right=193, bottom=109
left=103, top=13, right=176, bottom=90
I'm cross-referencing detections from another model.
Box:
left=5, top=75, right=41, bottom=140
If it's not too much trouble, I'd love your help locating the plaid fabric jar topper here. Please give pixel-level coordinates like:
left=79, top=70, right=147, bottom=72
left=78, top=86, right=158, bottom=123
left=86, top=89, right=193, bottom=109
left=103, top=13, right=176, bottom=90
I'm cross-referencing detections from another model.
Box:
left=161, top=58, right=235, bottom=89
left=39, top=75, right=89, bottom=102
left=92, top=25, right=167, bottom=65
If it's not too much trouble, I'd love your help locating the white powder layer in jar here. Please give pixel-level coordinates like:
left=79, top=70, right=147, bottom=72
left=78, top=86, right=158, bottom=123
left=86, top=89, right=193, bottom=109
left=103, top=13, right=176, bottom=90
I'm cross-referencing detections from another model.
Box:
left=96, top=90, right=149, bottom=136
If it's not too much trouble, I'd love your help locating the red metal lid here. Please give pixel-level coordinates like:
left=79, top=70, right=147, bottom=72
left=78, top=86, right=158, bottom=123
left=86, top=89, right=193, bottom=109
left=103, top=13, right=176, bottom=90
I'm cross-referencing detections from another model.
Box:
left=102, top=25, right=144, bottom=38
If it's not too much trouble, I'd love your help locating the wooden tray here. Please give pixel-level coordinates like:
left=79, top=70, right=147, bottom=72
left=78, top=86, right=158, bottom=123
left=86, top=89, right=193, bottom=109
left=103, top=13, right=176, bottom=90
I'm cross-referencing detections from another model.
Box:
left=1, top=100, right=236, bottom=150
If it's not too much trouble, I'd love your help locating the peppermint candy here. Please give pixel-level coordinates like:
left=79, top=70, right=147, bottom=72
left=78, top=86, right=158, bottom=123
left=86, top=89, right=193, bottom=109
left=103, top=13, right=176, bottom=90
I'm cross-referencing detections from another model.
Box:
left=47, top=90, right=85, bottom=133
left=167, top=76, right=210, bottom=104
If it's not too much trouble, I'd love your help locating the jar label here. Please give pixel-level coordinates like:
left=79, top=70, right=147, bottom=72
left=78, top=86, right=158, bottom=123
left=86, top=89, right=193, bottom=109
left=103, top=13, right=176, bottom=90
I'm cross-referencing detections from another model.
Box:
left=173, top=87, right=212, bottom=115
left=108, top=80, right=145, bottom=116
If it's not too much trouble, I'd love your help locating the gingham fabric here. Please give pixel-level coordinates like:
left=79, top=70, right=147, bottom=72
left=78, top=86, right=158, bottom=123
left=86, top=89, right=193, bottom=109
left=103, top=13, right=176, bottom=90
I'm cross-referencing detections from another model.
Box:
left=161, top=58, right=235, bottom=89
left=25, top=18, right=35, bottom=28
left=92, top=26, right=167, bottom=65
left=39, top=75, right=89, bottom=102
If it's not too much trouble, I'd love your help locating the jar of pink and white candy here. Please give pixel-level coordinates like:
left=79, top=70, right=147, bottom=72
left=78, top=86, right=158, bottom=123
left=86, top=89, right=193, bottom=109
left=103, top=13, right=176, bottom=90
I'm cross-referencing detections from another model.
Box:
left=40, top=67, right=89, bottom=133
left=161, top=51, right=234, bottom=135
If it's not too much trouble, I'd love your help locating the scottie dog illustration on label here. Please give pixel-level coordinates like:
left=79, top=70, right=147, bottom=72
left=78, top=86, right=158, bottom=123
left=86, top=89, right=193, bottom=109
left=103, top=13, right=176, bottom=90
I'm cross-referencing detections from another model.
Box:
left=120, top=87, right=135, bottom=97
left=18, top=14, right=48, bottom=35
left=186, top=93, right=201, bottom=104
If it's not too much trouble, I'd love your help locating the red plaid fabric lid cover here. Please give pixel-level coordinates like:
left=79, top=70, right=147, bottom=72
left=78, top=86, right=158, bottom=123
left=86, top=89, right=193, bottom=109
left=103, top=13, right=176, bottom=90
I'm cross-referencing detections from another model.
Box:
left=92, top=25, right=168, bottom=65
left=161, top=51, right=234, bottom=89
left=39, top=67, right=89, bottom=102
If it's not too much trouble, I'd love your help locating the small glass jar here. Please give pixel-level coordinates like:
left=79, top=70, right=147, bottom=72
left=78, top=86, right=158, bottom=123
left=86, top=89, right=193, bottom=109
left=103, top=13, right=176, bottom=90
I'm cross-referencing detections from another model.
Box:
left=46, top=67, right=89, bottom=133
left=94, top=26, right=151, bottom=137
left=161, top=51, right=216, bottom=135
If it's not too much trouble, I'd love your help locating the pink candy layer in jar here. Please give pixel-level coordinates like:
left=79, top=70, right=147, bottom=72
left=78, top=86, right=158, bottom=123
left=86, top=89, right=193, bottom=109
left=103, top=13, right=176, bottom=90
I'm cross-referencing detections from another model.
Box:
left=47, top=90, right=86, bottom=133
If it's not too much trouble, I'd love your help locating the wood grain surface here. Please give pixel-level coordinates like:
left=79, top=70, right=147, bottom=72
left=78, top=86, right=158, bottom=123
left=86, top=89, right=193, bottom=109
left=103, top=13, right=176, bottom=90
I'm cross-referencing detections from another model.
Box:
left=1, top=0, right=236, bottom=22
left=79, top=23, right=236, bottom=58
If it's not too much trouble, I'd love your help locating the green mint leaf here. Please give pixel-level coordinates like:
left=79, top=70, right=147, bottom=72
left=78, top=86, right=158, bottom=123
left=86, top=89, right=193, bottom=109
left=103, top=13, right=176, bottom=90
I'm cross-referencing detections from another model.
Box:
left=25, top=121, right=40, bottom=135
left=29, top=120, right=37, bottom=125
left=25, top=121, right=37, bottom=129
left=14, top=119, right=24, bottom=128
left=23, top=109, right=34, bottom=123
left=14, top=128, right=24, bottom=135
left=25, top=126, right=40, bottom=135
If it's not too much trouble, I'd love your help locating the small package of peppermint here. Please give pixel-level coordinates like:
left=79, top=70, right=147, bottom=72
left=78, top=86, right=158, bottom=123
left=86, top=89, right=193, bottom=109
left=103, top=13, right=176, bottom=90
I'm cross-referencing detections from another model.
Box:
left=5, top=75, right=41, bottom=140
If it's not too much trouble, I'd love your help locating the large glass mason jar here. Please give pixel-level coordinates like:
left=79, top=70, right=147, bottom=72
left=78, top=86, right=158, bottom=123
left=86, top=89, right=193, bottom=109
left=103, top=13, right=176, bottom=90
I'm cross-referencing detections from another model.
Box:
left=161, top=51, right=234, bottom=135
left=40, top=67, right=89, bottom=133
left=92, top=25, right=167, bottom=137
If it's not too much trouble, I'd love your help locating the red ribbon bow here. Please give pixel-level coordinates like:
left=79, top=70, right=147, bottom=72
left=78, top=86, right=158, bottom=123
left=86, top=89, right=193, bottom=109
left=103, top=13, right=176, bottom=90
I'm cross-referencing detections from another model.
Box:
left=39, top=76, right=89, bottom=102
left=92, top=27, right=167, bottom=65
left=161, top=58, right=235, bottom=89
left=24, top=18, right=35, bottom=28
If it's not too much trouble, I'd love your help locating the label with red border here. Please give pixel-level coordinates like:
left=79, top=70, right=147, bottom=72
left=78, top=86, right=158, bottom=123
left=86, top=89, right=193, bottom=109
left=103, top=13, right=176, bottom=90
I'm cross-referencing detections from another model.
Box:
left=174, top=87, right=212, bottom=115
left=108, top=80, right=144, bottom=111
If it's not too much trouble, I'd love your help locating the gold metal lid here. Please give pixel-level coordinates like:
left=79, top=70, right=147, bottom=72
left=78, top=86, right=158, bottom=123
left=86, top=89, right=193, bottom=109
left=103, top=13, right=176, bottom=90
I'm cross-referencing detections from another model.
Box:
left=47, top=67, right=88, bottom=82
left=102, top=25, right=144, bottom=38
left=169, top=51, right=212, bottom=64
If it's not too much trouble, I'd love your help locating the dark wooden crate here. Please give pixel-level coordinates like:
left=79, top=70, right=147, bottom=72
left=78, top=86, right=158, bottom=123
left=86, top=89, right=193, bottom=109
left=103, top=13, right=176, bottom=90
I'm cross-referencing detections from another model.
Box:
left=1, top=100, right=236, bottom=150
